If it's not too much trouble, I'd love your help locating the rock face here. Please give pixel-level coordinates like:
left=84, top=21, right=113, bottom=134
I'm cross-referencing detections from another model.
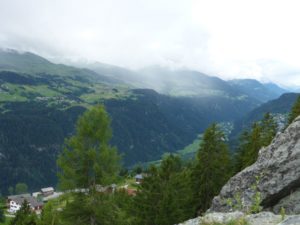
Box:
left=179, top=212, right=296, bottom=225
left=209, top=116, right=300, bottom=213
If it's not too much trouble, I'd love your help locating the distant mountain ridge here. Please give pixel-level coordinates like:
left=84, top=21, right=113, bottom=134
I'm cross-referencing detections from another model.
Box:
left=231, top=93, right=300, bottom=140
left=0, top=49, right=290, bottom=194
left=228, top=79, right=287, bottom=103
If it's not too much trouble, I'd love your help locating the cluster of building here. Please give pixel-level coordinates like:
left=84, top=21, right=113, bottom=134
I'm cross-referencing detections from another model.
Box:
left=6, top=174, right=144, bottom=215
left=7, top=187, right=62, bottom=214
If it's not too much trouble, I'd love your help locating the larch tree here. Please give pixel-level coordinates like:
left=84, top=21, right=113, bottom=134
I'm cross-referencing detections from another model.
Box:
left=57, top=105, right=122, bottom=225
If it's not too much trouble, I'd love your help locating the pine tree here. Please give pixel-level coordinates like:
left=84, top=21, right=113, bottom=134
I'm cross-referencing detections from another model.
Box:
left=57, top=105, right=122, bottom=225
left=260, top=112, right=277, bottom=146
left=10, top=200, right=37, bottom=225
left=134, top=155, right=194, bottom=225
left=288, top=96, right=300, bottom=124
left=245, top=122, right=262, bottom=165
left=38, top=200, right=61, bottom=225
left=234, top=113, right=277, bottom=172
left=191, top=123, right=231, bottom=214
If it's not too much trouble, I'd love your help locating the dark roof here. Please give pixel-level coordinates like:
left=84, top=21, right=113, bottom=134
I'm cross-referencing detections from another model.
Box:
left=11, top=196, right=43, bottom=208
left=135, top=174, right=143, bottom=179
left=8, top=194, right=31, bottom=199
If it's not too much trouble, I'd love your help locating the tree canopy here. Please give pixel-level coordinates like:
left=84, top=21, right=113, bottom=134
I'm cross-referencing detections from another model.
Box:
left=57, top=105, right=121, bottom=191
left=191, top=123, right=231, bottom=214
left=234, top=113, right=277, bottom=172
left=288, top=96, right=300, bottom=124
left=56, top=105, right=122, bottom=225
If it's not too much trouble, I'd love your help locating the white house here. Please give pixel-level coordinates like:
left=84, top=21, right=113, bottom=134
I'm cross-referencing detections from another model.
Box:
left=7, top=195, right=43, bottom=214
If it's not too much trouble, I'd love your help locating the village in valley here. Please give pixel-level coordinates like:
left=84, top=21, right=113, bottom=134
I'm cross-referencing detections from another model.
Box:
left=4, top=173, right=144, bottom=217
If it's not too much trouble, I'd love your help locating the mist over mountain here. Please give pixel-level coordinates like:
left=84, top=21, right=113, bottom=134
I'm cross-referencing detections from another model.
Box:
left=228, top=79, right=287, bottom=102
left=0, top=49, right=292, bottom=194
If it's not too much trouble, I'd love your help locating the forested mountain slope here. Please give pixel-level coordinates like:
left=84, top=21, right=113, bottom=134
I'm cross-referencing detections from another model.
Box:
left=0, top=49, right=281, bottom=194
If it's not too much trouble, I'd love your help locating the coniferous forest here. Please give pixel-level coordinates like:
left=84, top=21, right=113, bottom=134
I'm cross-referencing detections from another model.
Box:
left=2, top=96, right=297, bottom=225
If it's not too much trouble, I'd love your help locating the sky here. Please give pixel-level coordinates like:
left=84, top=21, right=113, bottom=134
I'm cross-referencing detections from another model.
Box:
left=0, top=0, right=300, bottom=87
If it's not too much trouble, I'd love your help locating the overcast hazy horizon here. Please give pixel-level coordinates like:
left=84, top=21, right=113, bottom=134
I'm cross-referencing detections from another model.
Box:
left=1, top=0, right=300, bottom=88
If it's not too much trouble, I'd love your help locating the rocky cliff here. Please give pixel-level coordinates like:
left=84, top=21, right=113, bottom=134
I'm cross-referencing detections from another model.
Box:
left=210, top=116, right=300, bottom=214
left=180, top=116, right=300, bottom=225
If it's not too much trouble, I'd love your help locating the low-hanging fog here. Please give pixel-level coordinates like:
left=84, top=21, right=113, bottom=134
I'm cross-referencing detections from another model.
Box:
left=1, top=0, right=300, bottom=88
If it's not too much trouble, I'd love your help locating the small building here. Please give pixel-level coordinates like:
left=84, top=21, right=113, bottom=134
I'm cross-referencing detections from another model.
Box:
left=41, top=187, right=54, bottom=197
left=7, top=194, right=31, bottom=208
left=7, top=196, right=43, bottom=214
left=135, top=174, right=143, bottom=184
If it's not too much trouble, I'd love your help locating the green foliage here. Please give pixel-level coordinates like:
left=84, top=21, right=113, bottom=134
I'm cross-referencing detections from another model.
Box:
left=191, top=123, right=232, bottom=213
left=249, top=176, right=262, bottom=213
left=260, top=113, right=277, bottom=146
left=133, top=155, right=194, bottom=225
left=56, top=105, right=123, bottom=224
left=225, top=192, right=243, bottom=211
left=57, top=191, right=133, bottom=225
left=15, top=183, right=28, bottom=195
left=234, top=113, right=277, bottom=172
left=10, top=200, right=37, bottom=225
left=0, top=204, right=4, bottom=223
left=38, top=200, right=62, bottom=225
left=132, top=163, right=143, bottom=175
left=288, top=96, right=300, bottom=124
left=280, top=207, right=286, bottom=221
left=57, top=105, right=121, bottom=190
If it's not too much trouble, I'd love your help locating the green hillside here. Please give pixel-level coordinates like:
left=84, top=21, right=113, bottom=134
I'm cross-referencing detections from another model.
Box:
left=0, top=49, right=264, bottom=195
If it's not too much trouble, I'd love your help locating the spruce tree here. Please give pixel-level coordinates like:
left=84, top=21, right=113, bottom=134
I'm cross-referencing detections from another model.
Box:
left=234, top=113, right=277, bottom=173
left=260, top=112, right=277, bottom=146
left=134, top=155, right=194, bottom=225
left=288, top=96, right=300, bottom=124
left=191, top=123, right=231, bottom=214
left=57, top=105, right=122, bottom=225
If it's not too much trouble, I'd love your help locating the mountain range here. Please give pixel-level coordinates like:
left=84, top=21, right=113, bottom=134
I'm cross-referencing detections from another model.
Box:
left=0, top=49, right=290, bottom=194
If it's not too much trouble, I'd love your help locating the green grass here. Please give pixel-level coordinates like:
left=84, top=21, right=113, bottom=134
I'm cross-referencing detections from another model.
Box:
left=141, top=134, right=203, bottom=168
left=22, top=85, right=61, bottom=97
left=80, top=84, right=132, bottom=103
left=177, top=134, right=202, bottom=156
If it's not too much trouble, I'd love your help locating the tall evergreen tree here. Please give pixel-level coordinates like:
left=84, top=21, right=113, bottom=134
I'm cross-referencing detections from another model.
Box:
left=38, top=200, right=62, bottom=225
left=260, top=112, right=277, bottom=146
left=133, top=155, right=194, bottom=225
left=191, top=123, right=231, bottom=214
left=234, top=113, right=277, bottom=172
left=10, top=200, right=37, bottom=225
left=57, top=105, right=122, bottom=225
left=288, top=96, right=300, bottom=124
